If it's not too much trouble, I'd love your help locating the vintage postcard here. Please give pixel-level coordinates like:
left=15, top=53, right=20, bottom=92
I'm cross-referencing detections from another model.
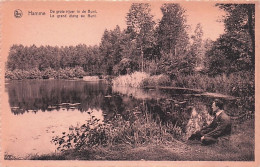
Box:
left=0, top=0, right=259, bottom=167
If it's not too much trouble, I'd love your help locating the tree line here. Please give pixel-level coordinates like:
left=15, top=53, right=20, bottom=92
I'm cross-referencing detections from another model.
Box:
left=6, top=3, right=255, bottom=79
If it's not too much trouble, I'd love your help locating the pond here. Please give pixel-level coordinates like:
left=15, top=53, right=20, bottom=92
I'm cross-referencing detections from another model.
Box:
left=3, top=79, right=238, bottom=158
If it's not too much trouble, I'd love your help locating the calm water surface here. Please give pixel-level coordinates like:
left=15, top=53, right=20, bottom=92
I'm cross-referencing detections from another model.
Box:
left=3, top=80, right=237, bottom=157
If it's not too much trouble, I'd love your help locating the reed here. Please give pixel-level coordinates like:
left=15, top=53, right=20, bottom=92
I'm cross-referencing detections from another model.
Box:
left=112, top=72, right=150, bottom=88
left=173, top=71, right=254, bottom=112
left=52, top=108, right=182, bottom=152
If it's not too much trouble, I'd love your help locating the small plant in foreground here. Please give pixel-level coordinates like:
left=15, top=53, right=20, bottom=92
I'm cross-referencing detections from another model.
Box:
left=52, top=110, right=183, bottom=152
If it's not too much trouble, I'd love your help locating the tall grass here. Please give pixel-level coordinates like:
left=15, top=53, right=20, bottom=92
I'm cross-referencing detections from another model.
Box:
left=112, top=72, right=150, bottom=88
left=52, top=110, right=182, bottom=152
left=112, top=71, right=254, bottom=119
left=173, top=71, right=254, bottom=113
left=173, top=72, right=253, bottom=95
left=141, top=74, right=171, bottom=87
left=112, top=72, right=171, bottom=88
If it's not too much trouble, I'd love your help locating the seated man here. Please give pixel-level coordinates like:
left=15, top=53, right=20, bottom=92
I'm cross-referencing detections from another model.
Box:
left=188, top=99, right=232, bottom=145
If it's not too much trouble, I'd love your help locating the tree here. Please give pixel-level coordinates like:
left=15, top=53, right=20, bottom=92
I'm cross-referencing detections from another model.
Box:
left=113, top=58, right=138, bottom=75
left=207, top=32, right=253, bottom=75
left=157, top=3, right=189, bottom=57
left=7, top=45, right=23, bottom=70
left=206, top=4, right=255, bottom=76
left=99, top=26, right=124, bottom=75
left=202, top=38, right=214, bottom=72
left=156, top=3, right=192, bottom=78
left=216, top=4, right=255, bottom=68
left=190, top=23, right=204, bottom=69
left=126, top=3, right=155, bottom=72
left=60, top=46, right=73, bottom=69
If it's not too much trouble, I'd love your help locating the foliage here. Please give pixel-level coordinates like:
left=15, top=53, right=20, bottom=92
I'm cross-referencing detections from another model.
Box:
left=112, top=58, right=138, bottom=75
left=112, top=72, right=150, bottom=88
left=172, top=71, right=254, bottom=112
left=156, top=3, right=189, bottom=56
left=155, top=3, right=194, bottom=78
left=190, top=23, right=204, bottom=68
left=156, top=52, right=196, bottom=79
left=126, top=3, right=156, bottom=71
left=206, top=4, right=255, bottom=76
left=99, top=26, right=124, bottom=75
left=6, top=44, right=101, bottom=76
left=52, top=108, right=182, bottom=152
left=5, top=67, right=86, bottom=80
left=56, top=68, right=75, bottom=79
left=42, top=67, right=57, bottom=79
left=5, top=69, right=26, bottom=80
left=206, top=32, right=253, bottom=75
left=5, top=68, right=42, bottom=80
left=73, top=66, right=85, bottom=78
left=52, top=114, right=107, bottom=151
left=141, top=74, right=171, bottom=87
left=217, top=4, right=255, bottom=60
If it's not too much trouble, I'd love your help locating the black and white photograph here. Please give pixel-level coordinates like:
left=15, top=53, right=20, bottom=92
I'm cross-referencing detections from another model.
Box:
left=0, top=1, right=258, bottom=166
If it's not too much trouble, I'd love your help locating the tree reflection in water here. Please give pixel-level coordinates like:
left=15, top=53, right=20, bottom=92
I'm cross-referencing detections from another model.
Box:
left=6, top=80, right=237, bottom=140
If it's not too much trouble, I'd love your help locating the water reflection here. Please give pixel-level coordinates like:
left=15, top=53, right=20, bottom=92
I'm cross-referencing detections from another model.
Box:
left=4, top=80, right=237, bottom=157
left=6, top=80, right=108, bottom=114
left=112, top=85, right=169, bottom=100
left=5, top=80, right=228, bottom=132
left=3, top=106, right=103, bottom=157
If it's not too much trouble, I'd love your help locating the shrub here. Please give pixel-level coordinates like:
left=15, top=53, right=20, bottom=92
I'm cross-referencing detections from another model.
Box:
left=28, top=68, right=42, bottom=79
left=56, top=68, right=75, bottom=79
left=73, top=66, right=85, bottom=78
left=5, top=70, right=16, bottom=80
left=52, top=110, right=181, bottom=152
left=113, top=58, right=137, bottom=75
left=6, top=67, right=87, bottom=80
left=42, top=68, right=57, bottom=79
left=5, top=69, right=27, bottom=80
left=141, top=74, right=171, bottom=87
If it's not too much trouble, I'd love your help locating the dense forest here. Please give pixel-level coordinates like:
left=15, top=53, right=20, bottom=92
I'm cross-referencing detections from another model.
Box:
left=6, top=3, right=254, bottom=77
left=5, top=3, right=255, bottom=112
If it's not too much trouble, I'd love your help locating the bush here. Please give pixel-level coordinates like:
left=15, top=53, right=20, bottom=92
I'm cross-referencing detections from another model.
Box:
left=42, top=68, right=57, bottom=79
left=5, top=69, right=28, bottom=80
left=56, top=68, right=75, bottom=79
left=113, top=58, right=138, bottom=76
left=141, top=74, right=171, bottom=87
left=73, top=66, right=85, bottom=78
left=28, top=68, right=42, bottom=79
left=5, top=70, right=16, bottom=80
left=52, top=110, right=181, bottom=152
left=6, top=67, right=87, bottom=80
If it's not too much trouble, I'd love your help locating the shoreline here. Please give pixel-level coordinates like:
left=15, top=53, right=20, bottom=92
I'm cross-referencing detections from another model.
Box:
left=5, top=119, right=254, bottom=161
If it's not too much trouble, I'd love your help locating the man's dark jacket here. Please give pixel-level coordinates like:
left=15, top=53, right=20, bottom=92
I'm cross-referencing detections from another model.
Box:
left=189, top=111, right=232, bottom=140
left=200, top=111, right=232, bottom=138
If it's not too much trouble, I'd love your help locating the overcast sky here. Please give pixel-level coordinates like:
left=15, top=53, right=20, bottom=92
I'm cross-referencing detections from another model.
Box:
left=1, top=1, right=225, bottom=62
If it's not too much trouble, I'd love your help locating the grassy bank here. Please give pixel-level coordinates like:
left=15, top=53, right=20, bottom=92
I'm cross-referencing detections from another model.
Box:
left=172, top=72, right=254, bottom=113
left=26, top=119, right=254, bottom=161
left=112, top=71, right=254, bottom=114
left=112, top=72, right=171, bottom=88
